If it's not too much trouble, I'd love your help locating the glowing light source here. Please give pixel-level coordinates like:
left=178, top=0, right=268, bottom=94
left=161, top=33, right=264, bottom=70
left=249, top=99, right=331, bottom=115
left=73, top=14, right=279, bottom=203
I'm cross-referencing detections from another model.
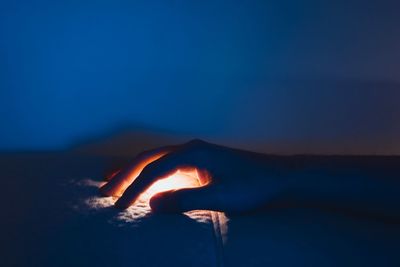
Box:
left=138, top=169, right=201, bottom=205
left=77, top=171, right=228, bottom=241
left=81, top=169, right=208, bottom=224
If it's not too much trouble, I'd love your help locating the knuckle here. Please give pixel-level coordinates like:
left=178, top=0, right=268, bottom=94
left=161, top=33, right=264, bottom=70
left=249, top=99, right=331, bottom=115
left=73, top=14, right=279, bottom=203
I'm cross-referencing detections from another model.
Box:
left=183, top=139, right=209, bottom=157
left=186, top=138, right=206, bottom=147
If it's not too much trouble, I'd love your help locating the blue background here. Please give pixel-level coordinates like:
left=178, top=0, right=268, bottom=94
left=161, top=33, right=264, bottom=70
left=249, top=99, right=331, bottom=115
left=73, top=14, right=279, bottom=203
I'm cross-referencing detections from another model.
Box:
left=1, top=0, right=399, bottom=153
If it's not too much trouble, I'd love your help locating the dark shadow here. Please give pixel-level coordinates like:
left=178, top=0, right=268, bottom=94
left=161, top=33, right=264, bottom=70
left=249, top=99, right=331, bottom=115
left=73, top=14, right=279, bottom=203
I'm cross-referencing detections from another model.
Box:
left=67, top=125, right=190, bottom=177
left=2, top=127, right=400, bottom=266
left=222, top=208, right=400, bottom=267
left=0, top=150, right=219, bottom=267
left=69, top=123, right=185, bottom=156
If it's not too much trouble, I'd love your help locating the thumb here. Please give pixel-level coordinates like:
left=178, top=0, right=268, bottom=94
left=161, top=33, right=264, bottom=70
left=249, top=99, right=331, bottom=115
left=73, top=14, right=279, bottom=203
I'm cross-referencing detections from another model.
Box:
left=149, top=186, right=213, bottom=213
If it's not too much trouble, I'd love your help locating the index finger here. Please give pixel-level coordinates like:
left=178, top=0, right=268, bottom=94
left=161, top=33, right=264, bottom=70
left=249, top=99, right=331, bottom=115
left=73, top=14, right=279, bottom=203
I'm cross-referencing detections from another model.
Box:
left=114, top=151, right=193, bottom=209
left=99, top=145, right=177, bottom=197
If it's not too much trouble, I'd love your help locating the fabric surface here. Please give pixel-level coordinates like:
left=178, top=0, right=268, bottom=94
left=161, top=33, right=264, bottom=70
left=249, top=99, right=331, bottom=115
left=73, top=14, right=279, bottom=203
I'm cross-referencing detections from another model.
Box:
left=1, top=153, right=399, bottom=266
left=1, top=153, right=223, bottom=267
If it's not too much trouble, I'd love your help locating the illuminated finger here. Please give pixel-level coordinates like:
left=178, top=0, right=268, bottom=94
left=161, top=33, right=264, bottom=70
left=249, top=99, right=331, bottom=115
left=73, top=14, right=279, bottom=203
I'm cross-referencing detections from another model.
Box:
left=114, top=153, right=190, bottom=209
left=99, top=145, right=176, bottom=197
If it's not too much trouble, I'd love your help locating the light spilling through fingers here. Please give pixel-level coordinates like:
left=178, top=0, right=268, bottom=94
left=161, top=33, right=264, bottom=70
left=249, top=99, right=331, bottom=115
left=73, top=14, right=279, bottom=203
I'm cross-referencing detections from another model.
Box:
left=100, top=151, right=169, bottom=197
left=100, top=146, right=212, bottom=209
left=137, top=169, right=201, bottom=206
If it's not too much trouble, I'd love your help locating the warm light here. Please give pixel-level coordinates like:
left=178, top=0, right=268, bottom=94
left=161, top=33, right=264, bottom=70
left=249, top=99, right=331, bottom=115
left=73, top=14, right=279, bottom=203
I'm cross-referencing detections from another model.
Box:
left=138, top=169, right=201, bottom=205
left=78, top=171, right=228, bottom=241
left=81, top=169, right=207, bottom=223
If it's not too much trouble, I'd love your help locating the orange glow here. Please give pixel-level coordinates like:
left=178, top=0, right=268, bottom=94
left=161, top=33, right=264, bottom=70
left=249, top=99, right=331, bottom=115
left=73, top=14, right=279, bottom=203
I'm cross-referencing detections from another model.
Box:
left=80, top=172, right=228, bottom=236
left=104, top=151, right=169, bottom=197
left=137, top=169, right=201, bottom=205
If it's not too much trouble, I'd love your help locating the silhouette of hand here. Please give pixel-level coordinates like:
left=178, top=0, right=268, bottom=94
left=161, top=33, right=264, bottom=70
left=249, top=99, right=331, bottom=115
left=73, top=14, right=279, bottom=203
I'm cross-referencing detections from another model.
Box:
left=100, top=140, right=292, bottom=213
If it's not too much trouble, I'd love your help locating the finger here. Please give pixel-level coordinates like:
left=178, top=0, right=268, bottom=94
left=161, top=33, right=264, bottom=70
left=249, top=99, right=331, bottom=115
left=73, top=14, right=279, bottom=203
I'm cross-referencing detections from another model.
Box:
left=149, top=186, right=215, bottom=213
left=114, top=152, right=192, bottom=209
left=99, top=145, right=177, bottom=197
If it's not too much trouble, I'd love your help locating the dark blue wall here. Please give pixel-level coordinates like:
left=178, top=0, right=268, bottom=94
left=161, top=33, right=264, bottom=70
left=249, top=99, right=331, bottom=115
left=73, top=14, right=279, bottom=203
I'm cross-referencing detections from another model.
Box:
left=1, top=0, right=399, bottom=153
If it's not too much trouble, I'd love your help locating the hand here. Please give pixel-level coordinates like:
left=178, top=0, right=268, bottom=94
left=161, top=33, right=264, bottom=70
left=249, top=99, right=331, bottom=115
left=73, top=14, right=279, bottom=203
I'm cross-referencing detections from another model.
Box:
left=100, top=139, right=292, bottom=213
